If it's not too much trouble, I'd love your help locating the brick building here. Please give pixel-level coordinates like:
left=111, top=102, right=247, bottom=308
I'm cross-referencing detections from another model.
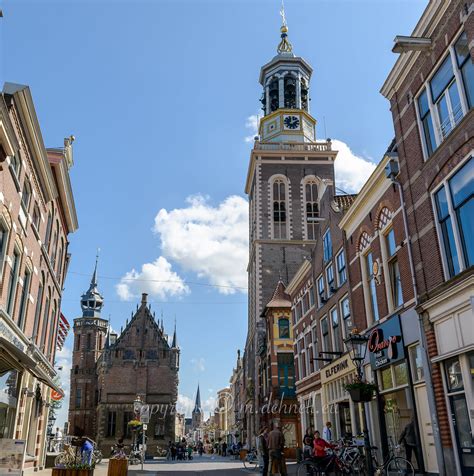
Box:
left=287, top=187, right=356, bottom=445
left=69, top=280, right=179, bottom=454
left=244, top=15, right=337, bottom=446
left=0, top=83, right=78, bottom=471
left=380, top=1, right=473, bottom=473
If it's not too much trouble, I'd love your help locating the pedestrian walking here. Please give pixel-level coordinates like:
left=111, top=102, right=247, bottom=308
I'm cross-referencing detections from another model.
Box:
left=267, top=423, right=287, bottom=476
left=302, top=427, right=313, bottom=460
left=322, top=422, right=332, bottom=442
left=80, top=437, right=94, bottom=466
left=258, top=427, right=269, bottom=476
left=399, top=419, right=421, bottom=470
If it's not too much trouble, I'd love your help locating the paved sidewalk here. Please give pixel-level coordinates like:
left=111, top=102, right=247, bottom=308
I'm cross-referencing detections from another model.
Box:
left=32, top=455, right=298, bottom=475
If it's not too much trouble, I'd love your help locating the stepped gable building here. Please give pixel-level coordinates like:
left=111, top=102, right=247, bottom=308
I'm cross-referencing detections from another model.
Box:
left=69, top=268, right=179, bottom=453
left=244, top=11, right=338, bottom=443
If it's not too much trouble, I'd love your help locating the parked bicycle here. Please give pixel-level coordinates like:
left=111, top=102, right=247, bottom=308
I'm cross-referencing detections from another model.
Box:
left=242, top=447, right=259, bottom=471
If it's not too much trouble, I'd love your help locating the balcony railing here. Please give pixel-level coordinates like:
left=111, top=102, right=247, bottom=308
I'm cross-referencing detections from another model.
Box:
left=439, top=103, right=464, bottom=141
left=254, top=141, right=332, bottom=152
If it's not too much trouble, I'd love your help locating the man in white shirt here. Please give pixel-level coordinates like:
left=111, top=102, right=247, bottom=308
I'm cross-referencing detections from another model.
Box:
left=322, top=422, right=332, bottom=442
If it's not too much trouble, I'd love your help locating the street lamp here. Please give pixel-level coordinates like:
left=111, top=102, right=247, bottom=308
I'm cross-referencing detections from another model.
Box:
left=344, top=330, right=374, bottom=476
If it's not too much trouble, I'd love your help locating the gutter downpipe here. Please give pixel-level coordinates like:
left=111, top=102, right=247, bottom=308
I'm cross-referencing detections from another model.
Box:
left=392, top=175, right=446, bottom=476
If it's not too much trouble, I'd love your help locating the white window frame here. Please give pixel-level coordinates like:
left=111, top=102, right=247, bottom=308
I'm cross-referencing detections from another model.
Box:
left=360, top=249, right=379, bottom=325
left=323, top=229, right=332, bottom=262
left=326, top=263, right=335, bottom=296
left=339, top=295, right=351, bottom=340
left=311, top=324, right=319, bottom=372
left=317, top=275, right=325, bottom=308
left=415, top=29, right=471, bottom=161
left=431, top=152, right=473, bottom=280
left=0, top=216, right=11, bottom=282
left=336, top=249, right=346, bottom=286
left=302, top=176, right=320, bottom=240
left=320, top=315, right=330, bottom=353
left=330, top=306, right=340, bottom=353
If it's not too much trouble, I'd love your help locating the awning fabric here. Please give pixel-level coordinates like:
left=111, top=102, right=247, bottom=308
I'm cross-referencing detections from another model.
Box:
left=0, top=337, right=64, bottom=397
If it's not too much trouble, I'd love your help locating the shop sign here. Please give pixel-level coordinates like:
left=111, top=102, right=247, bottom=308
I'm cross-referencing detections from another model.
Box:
left=325, top=359, right=349, bottom=379
left=368, top=316, right=405, bottom=369
left=51, top=390, right=63, bottom=401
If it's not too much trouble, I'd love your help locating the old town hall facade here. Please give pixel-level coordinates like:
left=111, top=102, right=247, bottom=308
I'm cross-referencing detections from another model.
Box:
left=68, top=260, right=179, bottom=452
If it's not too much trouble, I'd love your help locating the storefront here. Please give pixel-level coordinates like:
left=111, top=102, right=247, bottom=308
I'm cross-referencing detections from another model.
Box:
left=424, top=276, right=474, bottom=476
left=320, top=355, right=360, bottom=440
left=367, top=312, right=440, bottom=474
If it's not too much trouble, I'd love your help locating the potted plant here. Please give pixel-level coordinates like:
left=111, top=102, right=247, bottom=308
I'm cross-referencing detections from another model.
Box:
left=344, top=381, right=378, bottom=402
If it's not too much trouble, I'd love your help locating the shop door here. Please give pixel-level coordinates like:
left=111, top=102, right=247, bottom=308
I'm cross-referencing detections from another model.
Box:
left=449, top=394, right=474, bottom=476
left=414, top=384, right=438, bottom=473
left=338, top=402, right=352, bottom=439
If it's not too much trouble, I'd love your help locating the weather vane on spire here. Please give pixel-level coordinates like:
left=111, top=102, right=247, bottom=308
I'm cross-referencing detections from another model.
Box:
left=277, top=0, right=293, bottom=54
left=280, top=0, right=287, bottom=27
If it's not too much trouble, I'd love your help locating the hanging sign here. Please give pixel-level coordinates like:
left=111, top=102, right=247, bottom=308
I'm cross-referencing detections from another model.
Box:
left=51, top=390, right=63, bottom=401
left=368, top=315, right=405, bottom=369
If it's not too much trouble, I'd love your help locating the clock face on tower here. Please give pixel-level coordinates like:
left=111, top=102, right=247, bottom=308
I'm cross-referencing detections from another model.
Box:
left=283, top=115, right=300, bottom=130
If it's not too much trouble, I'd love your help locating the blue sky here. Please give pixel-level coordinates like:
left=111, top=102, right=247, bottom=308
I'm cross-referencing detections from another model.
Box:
left=1, top=0, right=427, bottom=425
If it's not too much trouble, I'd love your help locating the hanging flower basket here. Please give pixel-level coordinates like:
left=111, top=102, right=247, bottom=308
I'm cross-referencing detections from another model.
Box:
left=127, top=420, right=142, bottom=430
left=344, top=381, right=377, bottom=403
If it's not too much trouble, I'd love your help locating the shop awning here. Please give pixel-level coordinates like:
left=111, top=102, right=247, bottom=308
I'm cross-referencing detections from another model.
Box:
left=0, top=337, right=64, bottom=397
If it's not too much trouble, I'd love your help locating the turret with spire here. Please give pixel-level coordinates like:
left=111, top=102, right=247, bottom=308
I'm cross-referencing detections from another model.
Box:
left=80, top=252, right=104, bottom=318
left=192, top=383, right=203, bottom=430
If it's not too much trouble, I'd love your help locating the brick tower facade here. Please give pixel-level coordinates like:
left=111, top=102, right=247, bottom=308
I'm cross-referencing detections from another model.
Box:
left=244, top=15, right=338, bottom=443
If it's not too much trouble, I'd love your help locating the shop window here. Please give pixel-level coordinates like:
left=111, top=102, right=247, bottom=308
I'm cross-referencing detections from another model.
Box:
left=454, top=32, right=474, bottom=109
left=434, top=157, right=473, bottom=278
left=409, top=345, right=424, bottom=383
left=277, top=353, right=295, bottom=397
left=321, top=316, right=330, bottom=353
left=381, top=367, right=393, bottom=391
left=340, top=297, right=351, bottom=339
left=107, top=411, right=117, bottom=437
left=278, top=318, right=290, bottom=338
left=380, top=362, right=408, bottom=391
left=394, top=362, right=408, bottom=386
left=6, top=248, right=21, bottom=316
left=330, top=307, right=341, bottom=353
left=317, top=275, right=325, bottom=307
left=17, top=267, right=31, bottom=330
left=323, top=229, right=332, bottom=262
left=336, top=250, right=346, bottom=286
left=445, top=357, right=464, bottom=392
left=326, top=264, right=335, bottom=296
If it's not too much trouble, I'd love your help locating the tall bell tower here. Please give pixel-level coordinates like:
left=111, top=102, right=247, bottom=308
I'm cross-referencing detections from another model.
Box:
left=68, top=256, right=108, bottom=437
left=244, top=7, right=338, bottom=443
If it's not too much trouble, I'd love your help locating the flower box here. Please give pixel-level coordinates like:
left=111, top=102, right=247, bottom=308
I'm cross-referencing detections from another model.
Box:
left=107, top=458, right=128, bottom=476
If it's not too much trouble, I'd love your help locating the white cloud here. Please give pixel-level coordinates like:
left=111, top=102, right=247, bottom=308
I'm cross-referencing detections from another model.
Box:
left=177, top=393, right=217, bottom=417
left=190, top=357, right=206, bottom=372
left=116, top=256, right=190, bottom=301
left=244, top=114, right=260, bottom=143
left=332, top=139, right=376, bottom=194
left=154, top=195, right=248, bottom=294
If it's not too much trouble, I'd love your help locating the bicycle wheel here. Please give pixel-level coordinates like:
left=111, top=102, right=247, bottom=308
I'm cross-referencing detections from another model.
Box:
left=243, top=456, right=258, bottom=470
left=385, top=457, right=414, bottom=476
left=54, top=454, right=66, bottom=466
left=296, top=461, right=319, bottom=476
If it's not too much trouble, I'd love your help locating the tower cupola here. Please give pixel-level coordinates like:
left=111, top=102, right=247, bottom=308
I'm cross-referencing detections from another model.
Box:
left=80, top=254, right=104, bottom=317
left=257, top=5, right=316, bottom=143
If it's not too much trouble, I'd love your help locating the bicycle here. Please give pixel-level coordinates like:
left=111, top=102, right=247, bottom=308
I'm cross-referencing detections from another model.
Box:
left=296, top=448, right=352, bottom=476
left=242, top=448, right=259, bottom=471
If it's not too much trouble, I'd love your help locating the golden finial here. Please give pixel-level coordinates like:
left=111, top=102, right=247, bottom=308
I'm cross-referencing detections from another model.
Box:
left=277, top=0, right=293, bottom=54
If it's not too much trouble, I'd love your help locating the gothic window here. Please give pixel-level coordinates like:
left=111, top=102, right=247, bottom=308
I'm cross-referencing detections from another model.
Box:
left=305, top=180, right=319, bottom=239
left=269, top=78, right=279, bottom=112
left=284, top=75, right=297, bottom=109
left=272, top=178, right=288, bottom=239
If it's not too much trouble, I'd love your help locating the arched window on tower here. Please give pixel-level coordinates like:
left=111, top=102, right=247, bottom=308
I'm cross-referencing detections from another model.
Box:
left=305, top=180, right=319, bottom=240
left=269, top=78, right=279, bottom=112
left=284, top=75, right=297, bottom=109
left=301, top=79, right=308, bottom=111
left=272, top=179, right=288, bottom=239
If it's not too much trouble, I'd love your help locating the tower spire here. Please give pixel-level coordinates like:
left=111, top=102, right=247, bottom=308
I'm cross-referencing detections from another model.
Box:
left=277, top=0, right=293, bottom=54
left=171, top=318, right=177, bottom=348
left=91, top=248, right=100, bottom=287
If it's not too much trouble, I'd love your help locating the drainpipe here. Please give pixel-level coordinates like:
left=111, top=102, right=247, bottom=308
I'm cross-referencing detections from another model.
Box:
left=391, top=174, right=446, bottom=476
